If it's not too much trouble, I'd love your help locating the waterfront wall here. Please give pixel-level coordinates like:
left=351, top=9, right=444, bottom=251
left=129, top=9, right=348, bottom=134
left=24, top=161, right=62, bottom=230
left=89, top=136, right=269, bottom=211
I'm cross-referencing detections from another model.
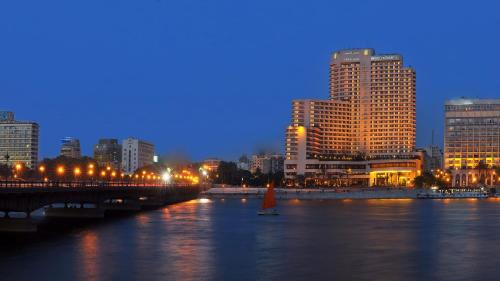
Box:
left=204, top=187, right=422, bottom=200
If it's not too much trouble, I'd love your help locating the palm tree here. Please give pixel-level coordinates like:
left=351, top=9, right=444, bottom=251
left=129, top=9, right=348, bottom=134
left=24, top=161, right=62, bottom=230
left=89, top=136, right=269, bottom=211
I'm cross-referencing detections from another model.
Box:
left=475, top=160, right=489, bottom=185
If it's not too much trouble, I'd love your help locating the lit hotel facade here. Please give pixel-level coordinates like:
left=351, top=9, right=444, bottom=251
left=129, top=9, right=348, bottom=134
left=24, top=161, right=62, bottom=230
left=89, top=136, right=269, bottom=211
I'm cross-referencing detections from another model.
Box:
left=444, top=99, right=500, bottom=187
left=285, top=49, right=421, bottom=187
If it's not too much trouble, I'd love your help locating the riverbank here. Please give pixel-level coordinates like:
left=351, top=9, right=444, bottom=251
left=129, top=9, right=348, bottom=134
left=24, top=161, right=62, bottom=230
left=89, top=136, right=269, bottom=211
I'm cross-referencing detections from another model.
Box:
left=203, top=187, right=423, bottom=200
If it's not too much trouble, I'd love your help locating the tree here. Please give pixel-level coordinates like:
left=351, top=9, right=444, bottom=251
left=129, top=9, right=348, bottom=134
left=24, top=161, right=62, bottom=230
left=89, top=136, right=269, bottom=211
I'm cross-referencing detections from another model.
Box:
left=413, top=172, right=445, bottom=188
left=475, top=160, right=489, bottom=185
left=0, top=164, right=12, bottom=179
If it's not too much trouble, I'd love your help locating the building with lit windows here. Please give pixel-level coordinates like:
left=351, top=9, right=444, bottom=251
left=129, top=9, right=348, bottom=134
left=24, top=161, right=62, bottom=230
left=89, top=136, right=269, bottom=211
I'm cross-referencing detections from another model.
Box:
left=94, top=139, right=122, bottom=170
left=122, top=138, right=155, bottom=174
left=285, top=49, right=421, bottom=187
left=60, top=137, right=81, bottom=158
left=444, top=98, right=500, bottom=187
left=250, top=153, right=284, bottom=174
left=202, top=158, right=221, bottom=172
left=0, top=111, right=39, bottom=169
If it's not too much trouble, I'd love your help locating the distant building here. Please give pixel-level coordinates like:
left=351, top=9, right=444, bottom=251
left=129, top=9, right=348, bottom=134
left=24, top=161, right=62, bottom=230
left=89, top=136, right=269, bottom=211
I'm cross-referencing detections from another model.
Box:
left=60, top=137, right=81, bottom=158
left=94, top=139, right=122, bottom=170
left=202, top=158, right=221, bottom=172
left=237, top=154, right=250, bottom=171
left=122, top=138, right=155, bottom=174
left=444, top=98, right=500, bottom=187
left=422, top=145, right=443, bottom=172
left=0, top=111, right=39, bottom=169
left=251, top=154, right=284, bottom=174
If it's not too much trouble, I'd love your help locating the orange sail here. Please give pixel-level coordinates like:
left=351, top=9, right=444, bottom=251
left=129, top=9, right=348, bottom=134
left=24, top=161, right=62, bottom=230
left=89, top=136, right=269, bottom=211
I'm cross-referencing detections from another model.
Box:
left=261, top=185, right=277, bottom=209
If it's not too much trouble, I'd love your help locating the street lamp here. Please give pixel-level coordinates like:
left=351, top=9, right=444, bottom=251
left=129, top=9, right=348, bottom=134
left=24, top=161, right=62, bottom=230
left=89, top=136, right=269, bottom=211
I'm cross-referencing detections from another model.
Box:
left=39, top=165, right=45, bottom=180
left=74, top=167, right=81, bottom=180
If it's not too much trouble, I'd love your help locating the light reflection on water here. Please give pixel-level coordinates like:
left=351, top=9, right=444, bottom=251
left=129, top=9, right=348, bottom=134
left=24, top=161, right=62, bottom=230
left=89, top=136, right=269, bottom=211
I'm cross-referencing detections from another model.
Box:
left=2, top=199, right=500, bottom=281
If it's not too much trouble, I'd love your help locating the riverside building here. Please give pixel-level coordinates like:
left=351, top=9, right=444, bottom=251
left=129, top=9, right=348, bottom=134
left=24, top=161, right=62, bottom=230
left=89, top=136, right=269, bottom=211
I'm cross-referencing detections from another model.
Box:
left=250, top=153, right=284, bottom=174
left=285, top=49, right=421, bottom=187
left=444, top=98, right=500, bottom=187
left=0, top=111, right=39, bottom=169
left=94, top=139, right=122, bottom=170
left=121, top=138, right=155, bottom=174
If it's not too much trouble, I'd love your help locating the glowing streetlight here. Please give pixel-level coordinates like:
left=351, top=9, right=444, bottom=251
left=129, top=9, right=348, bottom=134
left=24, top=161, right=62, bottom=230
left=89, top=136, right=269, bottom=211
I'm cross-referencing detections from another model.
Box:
left=39, top=165, right=46, bottom=173
left=57, top=166, right=65, bottom=176
left=74, top=167, right=81, bottom=177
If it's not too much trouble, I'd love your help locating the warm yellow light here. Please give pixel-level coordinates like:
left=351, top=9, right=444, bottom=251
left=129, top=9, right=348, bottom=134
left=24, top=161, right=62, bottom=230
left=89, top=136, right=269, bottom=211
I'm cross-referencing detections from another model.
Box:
left=101, top=171, right=106, bottom=177
left=111, top=171, right=116, bottom=177
left=106, top=166, right=111, bottom=171
left=74, top=167, right=81, bottom=176
left=142, top=170, right=147, bottom=175
left=57, top=166, right=65, bottom=175
left=88, top=170, right=94, bottom=176
left=88, top=164, right=95, bottom=169
left=135, top=174, right=139, bottom=179
left=39, top=166, right=45, bottom=173
left=15, top=163, right=22, bottom=171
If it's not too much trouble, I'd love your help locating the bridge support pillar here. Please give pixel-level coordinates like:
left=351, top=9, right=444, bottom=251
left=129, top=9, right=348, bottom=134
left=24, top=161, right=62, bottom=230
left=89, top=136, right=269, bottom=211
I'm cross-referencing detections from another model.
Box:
left=0, top=218, right=37, bottom=233
left=102, top=201, right=141, bottom=212
left=44, top=207, right=105, bottom=219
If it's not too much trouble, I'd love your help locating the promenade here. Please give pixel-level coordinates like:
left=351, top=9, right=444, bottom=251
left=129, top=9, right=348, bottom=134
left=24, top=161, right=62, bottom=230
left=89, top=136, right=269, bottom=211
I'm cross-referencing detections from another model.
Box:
left=204, top=187, right=422, bottom=200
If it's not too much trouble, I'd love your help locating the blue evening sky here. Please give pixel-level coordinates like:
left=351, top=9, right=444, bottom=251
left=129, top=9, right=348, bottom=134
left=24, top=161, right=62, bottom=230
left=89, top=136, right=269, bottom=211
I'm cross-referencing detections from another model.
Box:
left=1, top=0, right=499, bottom=161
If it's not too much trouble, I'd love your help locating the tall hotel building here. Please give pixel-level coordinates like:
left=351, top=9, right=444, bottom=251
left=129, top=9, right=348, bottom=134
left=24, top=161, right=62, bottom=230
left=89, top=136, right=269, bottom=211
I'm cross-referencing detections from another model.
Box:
left=285, top=49, right=421, bottom=187
left=0, top=111, right=39, bottom=169
left=444, top=99, right=500, bottom=187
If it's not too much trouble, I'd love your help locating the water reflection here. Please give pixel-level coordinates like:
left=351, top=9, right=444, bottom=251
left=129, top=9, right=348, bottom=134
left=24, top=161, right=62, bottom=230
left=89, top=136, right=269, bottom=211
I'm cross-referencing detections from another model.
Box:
left=2, top=199, right=500, bottom=281
left=78, top=231, right=99, bottom=281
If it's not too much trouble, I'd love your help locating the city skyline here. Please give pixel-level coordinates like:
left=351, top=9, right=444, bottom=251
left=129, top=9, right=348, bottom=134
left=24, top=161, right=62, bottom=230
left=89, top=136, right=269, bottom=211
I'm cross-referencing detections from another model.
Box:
left=1, top=0, right=500, bottom=160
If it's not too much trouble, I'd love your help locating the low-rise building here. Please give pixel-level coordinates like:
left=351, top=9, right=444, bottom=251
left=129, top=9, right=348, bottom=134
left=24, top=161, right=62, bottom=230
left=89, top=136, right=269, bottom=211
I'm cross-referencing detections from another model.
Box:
left=251, top=154, right=284, bottom=174
left=60, top=137, right=81, bottom=159
left=122, top=138, right=155, bottom=174
left=202, top=158, right=221, bottom=172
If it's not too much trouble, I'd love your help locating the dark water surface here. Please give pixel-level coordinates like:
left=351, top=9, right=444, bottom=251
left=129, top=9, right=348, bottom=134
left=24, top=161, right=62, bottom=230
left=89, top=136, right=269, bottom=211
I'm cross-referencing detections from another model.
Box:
left=1, top=198, right=500, bottom=281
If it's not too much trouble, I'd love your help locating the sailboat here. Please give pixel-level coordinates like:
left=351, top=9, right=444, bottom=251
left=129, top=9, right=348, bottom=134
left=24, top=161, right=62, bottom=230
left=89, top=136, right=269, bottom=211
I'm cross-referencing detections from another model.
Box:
left=258, top=184, right=279, bottom=215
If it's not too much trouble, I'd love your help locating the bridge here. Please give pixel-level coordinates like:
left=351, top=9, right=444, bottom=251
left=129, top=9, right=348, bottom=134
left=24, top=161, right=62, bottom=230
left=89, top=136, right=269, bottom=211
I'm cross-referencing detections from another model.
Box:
left=0, top=181, right=203, bottom=232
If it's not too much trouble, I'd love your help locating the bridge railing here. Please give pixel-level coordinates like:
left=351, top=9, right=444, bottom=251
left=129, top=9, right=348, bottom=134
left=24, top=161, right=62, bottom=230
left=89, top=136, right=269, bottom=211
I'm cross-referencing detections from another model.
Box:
left=0, top=181, right=201, bottom=189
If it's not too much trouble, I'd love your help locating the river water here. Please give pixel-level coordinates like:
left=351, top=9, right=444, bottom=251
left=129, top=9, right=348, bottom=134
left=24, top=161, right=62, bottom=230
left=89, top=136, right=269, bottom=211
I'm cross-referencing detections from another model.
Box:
left=1, top=198, right=500, bottom=281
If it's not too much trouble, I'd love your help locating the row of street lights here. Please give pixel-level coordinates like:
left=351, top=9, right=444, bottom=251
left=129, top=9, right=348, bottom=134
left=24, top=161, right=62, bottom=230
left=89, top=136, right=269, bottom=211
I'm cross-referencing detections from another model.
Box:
left=9, top=162, right=207, bottom=185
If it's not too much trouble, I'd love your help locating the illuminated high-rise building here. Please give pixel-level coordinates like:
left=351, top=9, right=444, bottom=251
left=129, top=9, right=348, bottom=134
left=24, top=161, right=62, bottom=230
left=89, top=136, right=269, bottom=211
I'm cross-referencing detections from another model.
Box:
left=0, top=111, right=39, bottom=169
left=444, top=98, right=500, bottom=187
left=329, top=48, right=416, bottom=155
left=285, top=49, right=421, bottom=187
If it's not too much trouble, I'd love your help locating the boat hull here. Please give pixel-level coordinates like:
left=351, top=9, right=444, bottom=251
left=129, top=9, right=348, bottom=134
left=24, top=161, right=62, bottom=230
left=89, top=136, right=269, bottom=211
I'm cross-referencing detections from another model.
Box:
left=258, top=209, right=279, bottom=216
